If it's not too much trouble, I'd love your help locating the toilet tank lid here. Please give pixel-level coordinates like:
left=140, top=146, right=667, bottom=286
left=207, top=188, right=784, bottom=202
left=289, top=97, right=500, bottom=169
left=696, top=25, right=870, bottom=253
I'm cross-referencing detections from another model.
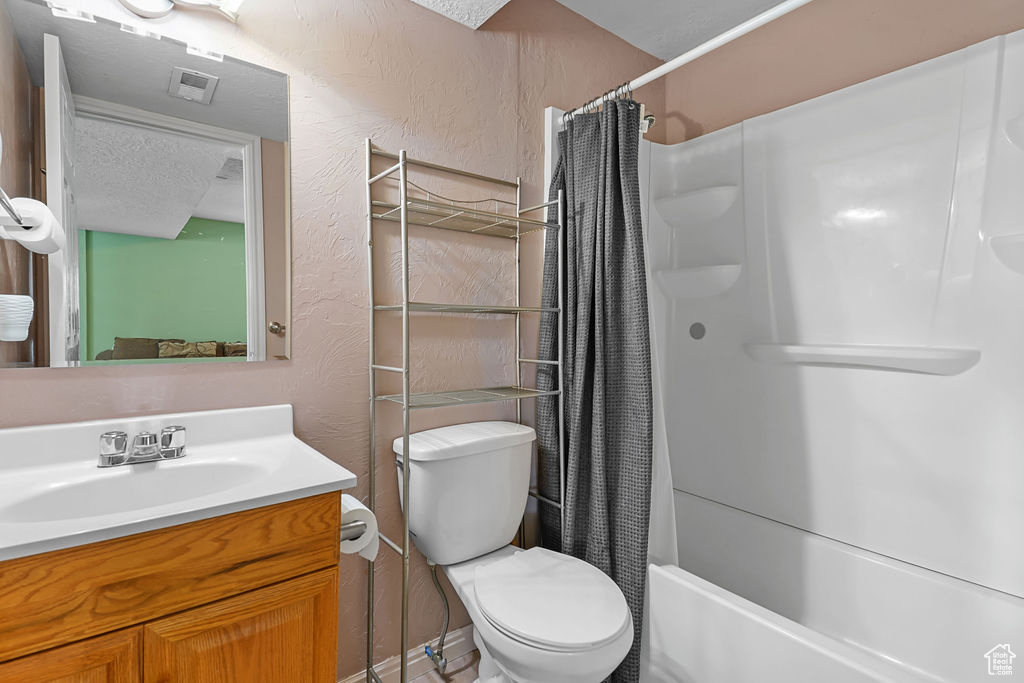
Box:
left=392, top=421, right=535, bottom=462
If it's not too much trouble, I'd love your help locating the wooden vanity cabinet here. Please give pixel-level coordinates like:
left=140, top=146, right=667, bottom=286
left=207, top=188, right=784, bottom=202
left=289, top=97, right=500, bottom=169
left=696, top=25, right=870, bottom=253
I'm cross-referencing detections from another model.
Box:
left=144, top=568, right=338, bottom=683
left=0, top=628, right=141, bottom=683
left=0, top=493, right=341, bottom=683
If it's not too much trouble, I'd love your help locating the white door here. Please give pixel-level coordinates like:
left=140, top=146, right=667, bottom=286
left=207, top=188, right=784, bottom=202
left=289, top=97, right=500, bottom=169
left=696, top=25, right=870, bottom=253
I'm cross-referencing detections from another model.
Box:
left=44, top=33, right=79, bottom=367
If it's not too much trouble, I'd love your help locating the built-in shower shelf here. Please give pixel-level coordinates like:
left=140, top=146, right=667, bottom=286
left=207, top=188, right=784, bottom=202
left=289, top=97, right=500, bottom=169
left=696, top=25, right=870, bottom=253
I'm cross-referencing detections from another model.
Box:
left=374, top=302, right=558, bottom=314
left=653, top=185, right=739, bottom=225
left=990, top=234, right=1024, bottom=274
left=376, top=385, right=559, bottom=409
left=743, top=344, right=980, bottom=376
left=654, top=264, right=741, bottom=298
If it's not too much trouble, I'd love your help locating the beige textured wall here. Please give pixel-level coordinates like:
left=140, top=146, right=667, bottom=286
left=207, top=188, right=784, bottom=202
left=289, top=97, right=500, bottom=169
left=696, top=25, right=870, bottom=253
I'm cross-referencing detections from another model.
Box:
left=661, top=0, right=1024, bottom=143
left=0, top=0, right=662, bottom=676
left=0, top=1, right=32, bottom=367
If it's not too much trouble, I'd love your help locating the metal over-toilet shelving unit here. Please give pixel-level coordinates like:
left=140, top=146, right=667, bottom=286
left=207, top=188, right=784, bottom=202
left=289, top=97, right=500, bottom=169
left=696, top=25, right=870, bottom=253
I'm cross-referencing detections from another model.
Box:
left=364, top=139, right=566, bottom=683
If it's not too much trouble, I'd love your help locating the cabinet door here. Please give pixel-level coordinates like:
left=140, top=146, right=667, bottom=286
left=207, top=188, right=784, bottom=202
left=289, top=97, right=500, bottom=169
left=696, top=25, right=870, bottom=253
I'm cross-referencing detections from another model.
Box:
left=144, top=568, right=338, bottom=683
left=0, top=627, right=140, bottom=683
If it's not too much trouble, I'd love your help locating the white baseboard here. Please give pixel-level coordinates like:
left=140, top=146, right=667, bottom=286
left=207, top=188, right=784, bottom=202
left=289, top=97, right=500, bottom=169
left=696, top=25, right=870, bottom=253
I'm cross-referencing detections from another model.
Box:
left=339, top=624, right=476, bottom=683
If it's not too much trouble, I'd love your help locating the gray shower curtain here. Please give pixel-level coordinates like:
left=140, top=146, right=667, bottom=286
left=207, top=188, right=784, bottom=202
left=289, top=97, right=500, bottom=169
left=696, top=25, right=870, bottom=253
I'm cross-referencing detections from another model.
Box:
left=536, top=100, right=653, bottom=683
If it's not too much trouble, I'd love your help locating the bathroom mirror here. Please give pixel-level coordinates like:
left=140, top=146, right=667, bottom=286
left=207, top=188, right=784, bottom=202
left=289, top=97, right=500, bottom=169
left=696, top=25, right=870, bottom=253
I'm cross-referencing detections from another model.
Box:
left=0, top=0, right=290, bottom=367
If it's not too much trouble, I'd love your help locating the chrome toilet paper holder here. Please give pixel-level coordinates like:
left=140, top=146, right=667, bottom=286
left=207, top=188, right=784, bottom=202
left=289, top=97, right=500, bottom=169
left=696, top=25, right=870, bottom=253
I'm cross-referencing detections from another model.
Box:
left=340, top=519, right=367, bottom=542
left=0, top=185, right=26, bottom=228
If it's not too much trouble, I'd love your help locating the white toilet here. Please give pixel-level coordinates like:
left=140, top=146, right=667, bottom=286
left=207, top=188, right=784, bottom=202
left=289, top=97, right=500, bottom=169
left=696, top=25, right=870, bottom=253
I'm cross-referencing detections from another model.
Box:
left=394, top=421, right=633, bottom=683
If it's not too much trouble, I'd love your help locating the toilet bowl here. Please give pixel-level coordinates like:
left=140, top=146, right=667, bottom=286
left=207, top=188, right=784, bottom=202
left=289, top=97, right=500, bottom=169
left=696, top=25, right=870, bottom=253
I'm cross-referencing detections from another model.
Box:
left=445, top=545, right=633, bottom=683
left=393, top=421, right=633, bottom=683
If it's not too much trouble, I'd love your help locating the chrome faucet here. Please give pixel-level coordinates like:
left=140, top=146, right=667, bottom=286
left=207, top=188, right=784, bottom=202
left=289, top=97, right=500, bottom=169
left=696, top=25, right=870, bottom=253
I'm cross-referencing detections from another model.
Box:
left=98, top=426, right=187, bottom=467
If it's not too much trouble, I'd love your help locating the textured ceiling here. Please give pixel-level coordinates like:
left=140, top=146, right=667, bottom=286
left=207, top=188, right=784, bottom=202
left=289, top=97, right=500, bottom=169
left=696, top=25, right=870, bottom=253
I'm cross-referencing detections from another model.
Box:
left=554, top=0, right=785, bottom=61
left=192, top=171, right=245, bottom=224
left=6, top=0, right=288, bottom=141
left=407, top=0, right=512, bottom=29
left=406, top=0, right=794, bottom=60
left=74, top=115, right=243, bottom=239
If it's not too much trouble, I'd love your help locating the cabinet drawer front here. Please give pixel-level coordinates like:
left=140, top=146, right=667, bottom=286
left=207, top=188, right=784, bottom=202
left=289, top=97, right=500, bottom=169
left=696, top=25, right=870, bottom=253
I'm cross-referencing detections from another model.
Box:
left=144, top=568, right=339, bottom=683
left=0, top=494, right=339, bottom=663
left=0, top=627, right=141, bottom=683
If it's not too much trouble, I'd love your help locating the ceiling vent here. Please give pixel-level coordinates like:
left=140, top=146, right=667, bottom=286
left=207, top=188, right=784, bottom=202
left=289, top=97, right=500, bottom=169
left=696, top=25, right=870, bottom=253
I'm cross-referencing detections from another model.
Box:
left=216, top=157, right=243, bottom=181
left=167, top=66, right=219, bottom=104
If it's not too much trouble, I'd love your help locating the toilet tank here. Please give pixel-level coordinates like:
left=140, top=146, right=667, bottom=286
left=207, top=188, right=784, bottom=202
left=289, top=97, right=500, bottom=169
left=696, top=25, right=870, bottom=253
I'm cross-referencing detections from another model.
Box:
left=393, top=421, right=535, bottom=566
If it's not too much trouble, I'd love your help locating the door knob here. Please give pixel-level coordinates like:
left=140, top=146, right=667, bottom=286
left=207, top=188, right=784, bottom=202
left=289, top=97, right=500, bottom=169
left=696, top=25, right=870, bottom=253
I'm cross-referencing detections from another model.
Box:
left=268, top=321, right=286, bottom=335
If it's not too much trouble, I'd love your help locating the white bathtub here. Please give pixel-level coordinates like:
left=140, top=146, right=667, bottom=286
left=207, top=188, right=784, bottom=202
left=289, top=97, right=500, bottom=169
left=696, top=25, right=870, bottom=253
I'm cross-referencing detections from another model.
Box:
left=668, top=490, right=1024, bottom=683
left=641, top=564, right=927, bottom=683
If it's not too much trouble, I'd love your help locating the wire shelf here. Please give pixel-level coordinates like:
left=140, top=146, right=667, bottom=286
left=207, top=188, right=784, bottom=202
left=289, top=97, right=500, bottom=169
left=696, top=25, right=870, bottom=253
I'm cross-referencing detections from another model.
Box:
left=376, top=385, right=559, bottom=409
left=365, top=140, right=565, bottom=683
left=374, top=302, right=558, bottom=315
left=371, top=198, right=555, bottom=239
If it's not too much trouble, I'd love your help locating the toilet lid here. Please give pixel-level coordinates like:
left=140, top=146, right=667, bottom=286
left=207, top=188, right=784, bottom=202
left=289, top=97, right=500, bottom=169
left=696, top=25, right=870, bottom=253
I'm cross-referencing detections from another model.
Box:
left=473, top=547, right=631, bottom=652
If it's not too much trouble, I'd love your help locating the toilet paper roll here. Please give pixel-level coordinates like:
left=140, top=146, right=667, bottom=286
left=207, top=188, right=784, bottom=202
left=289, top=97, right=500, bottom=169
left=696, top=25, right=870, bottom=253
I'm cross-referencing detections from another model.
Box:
left=0, top=198, right=64, bottom=255
left=340, top=494, right=379, bottom=561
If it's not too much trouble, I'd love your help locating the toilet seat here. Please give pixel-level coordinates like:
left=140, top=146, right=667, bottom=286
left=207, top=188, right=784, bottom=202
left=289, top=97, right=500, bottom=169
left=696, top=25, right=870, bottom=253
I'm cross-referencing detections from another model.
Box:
left=473, top=547, right=631, bottom=653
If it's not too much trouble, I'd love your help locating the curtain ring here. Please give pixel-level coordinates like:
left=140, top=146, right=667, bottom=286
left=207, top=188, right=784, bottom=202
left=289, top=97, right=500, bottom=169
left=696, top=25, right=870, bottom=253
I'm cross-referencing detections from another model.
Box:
left=626, top=82, right=635, bottom=109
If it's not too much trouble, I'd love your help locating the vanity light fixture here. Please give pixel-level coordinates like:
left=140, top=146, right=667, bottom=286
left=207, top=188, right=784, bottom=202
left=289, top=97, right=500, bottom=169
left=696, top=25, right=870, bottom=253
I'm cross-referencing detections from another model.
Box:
left=117, top=0, right=171, bottom=18
left=118, top=0, right=246, bottom=22
left=185, top=44, right=224, bottom=62
left=47, top=2, right=96, bottom=22
left=119, top=22, right=163, bottom=39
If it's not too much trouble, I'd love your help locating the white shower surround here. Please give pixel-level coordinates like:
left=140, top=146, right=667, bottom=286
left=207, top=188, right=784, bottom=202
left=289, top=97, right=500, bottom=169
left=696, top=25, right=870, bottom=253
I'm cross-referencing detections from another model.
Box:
left=637, top=26, right=1024, bottom=683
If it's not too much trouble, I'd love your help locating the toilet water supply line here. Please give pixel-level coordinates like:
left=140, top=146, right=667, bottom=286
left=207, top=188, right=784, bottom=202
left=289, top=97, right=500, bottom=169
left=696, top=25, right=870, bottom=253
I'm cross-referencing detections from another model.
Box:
left=425, top=564, right=450, bottom=674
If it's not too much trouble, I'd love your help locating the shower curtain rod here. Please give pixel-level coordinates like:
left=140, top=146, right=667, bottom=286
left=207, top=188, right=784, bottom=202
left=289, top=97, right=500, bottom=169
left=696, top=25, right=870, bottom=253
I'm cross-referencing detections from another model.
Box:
left=568, top=0, right=814, bottom=117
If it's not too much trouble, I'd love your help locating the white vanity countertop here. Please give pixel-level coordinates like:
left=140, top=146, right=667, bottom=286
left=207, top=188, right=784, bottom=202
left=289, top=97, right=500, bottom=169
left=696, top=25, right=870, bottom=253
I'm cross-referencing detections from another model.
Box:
left=0, top=405, right=356, bottom=561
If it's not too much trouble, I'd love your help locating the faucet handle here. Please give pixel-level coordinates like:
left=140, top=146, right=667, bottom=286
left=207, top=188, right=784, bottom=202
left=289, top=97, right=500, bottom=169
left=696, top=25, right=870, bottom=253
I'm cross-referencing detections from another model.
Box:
left=100, top=431, right=127, bottom=455
left=99, top=431, right=128, bottom=467
left=132, top=431, right=159, bottom=457
left=160, top=426, right=186, bottom=459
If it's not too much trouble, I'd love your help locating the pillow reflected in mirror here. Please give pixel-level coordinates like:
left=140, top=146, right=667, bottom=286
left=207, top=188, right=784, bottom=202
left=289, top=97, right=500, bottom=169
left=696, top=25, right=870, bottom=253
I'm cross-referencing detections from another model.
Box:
left=158, top=341, right=224, bottom=358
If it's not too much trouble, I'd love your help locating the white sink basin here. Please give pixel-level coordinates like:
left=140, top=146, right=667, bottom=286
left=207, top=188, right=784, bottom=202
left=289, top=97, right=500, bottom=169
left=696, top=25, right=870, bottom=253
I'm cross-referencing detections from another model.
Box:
left=0, top=405, right=357, bottom=560
left=1, top=461, right=267, bottom=523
